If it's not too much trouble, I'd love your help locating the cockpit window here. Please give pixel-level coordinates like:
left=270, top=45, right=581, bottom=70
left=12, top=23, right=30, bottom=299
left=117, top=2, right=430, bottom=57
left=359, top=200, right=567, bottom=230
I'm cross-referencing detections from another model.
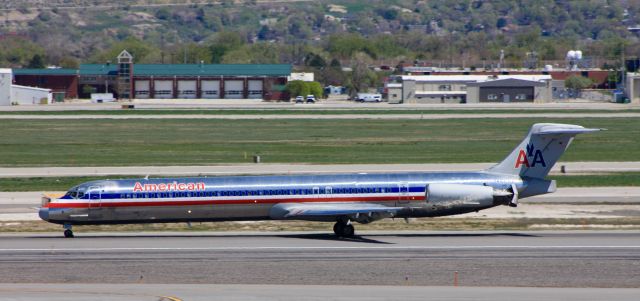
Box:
left=65, top=187, right=86, bottom=199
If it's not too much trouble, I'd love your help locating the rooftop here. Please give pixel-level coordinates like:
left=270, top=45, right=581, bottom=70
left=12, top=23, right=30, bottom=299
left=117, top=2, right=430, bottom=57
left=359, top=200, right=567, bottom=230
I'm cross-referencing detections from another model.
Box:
left=12, top=68, right=78, bottom=76
left=14, top=64, right=292, bottom=77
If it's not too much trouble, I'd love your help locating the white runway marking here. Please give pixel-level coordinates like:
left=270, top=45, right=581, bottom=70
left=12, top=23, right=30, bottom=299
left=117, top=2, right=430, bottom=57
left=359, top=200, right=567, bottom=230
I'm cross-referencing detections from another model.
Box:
left=1, top=245, right=639, bottom=252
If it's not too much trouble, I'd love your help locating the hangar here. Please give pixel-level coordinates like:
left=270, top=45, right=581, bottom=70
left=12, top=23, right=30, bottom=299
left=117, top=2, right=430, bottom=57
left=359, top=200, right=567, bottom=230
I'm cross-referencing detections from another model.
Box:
left=12, top=50, right=291, bottom=101
left=0, top=68, right=52, bottom=106
left=386, top=74, right=552, bottom=104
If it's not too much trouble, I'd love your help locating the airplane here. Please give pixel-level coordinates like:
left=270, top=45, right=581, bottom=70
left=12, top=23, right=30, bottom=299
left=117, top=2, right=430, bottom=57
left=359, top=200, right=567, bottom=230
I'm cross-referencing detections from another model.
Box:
left=39, top=123, right=600, bottom=238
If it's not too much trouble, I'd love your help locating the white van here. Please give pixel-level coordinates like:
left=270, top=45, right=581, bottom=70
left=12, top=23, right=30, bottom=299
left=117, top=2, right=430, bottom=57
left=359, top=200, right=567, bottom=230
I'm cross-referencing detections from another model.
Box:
left=356, top=93, right=382, bottom=102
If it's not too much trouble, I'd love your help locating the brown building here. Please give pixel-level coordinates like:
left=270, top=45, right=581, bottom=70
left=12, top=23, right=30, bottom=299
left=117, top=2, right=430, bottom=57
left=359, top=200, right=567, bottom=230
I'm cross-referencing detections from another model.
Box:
left=12, top=68, right=79, bottom=100
left=12, top=50, right=292, bottom=100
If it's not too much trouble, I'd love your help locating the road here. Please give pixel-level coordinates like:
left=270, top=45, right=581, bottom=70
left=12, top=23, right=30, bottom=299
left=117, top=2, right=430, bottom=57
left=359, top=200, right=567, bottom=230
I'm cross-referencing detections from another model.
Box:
left=1, top=161, right=639, bottom=178
left=0, top=231, right=638, bottom=289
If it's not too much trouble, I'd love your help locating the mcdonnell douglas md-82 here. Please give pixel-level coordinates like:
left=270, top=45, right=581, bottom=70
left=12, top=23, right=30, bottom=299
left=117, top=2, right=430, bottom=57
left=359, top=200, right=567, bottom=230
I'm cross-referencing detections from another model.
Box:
left=39, top=123, right=599, bottom=238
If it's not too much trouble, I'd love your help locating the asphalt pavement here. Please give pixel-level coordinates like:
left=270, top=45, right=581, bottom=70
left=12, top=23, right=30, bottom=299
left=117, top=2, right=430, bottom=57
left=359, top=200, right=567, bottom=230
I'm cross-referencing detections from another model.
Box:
left=0, top=231, right=637, bottom=289
left=1, top=162, right=638, bottom=178
left=0, top=283, right=638, bottom=301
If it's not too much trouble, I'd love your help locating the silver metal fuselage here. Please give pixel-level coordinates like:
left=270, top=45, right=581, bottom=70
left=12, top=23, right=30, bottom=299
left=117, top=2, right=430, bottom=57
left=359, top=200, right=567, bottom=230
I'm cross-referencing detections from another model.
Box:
left=39, top=171, right=527, bottom=225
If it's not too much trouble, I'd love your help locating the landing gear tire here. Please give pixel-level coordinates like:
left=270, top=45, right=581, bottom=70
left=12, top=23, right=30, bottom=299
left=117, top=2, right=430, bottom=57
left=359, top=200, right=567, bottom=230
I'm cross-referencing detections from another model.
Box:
left=333, top=222, right=355, bottom=238
left=64, top=229, right=74, bottom=238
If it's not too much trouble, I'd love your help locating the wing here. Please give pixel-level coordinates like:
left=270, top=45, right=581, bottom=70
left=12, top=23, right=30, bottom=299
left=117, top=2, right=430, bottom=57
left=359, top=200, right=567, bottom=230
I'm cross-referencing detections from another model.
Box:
left=269, top=202, right=403, bottom=222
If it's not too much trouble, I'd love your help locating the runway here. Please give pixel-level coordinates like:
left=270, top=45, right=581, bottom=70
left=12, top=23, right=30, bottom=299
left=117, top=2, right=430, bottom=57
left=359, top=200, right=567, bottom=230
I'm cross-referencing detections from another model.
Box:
left=0, top=231, right=638, bottom=289
left=2, top=161, right=639, bottom=178
left=0, top=284, right=638, bottom=301
left=2, top=112, right=640, bottom=120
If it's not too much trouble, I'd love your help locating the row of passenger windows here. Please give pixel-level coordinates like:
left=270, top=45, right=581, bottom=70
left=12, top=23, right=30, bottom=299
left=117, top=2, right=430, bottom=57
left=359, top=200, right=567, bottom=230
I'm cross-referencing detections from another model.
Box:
left=118, top=187, right=394, bottom=199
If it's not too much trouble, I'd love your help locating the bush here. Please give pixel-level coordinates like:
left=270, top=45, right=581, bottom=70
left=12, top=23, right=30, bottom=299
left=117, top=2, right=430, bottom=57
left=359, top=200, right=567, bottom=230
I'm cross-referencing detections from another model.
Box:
left=565, top=75, right=594, bottom=90
left=285, top=80, right=323, bottom=99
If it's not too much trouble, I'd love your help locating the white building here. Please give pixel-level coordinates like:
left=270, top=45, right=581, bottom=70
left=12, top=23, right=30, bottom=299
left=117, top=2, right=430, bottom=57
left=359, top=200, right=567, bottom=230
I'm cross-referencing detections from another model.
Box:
left=287, top=72, right=315, bottom=82
left=0, top=68, right=52, bottom=106
left=386, top=74, right=552, bottom=104
left=626, top=72, right=640, bottom=104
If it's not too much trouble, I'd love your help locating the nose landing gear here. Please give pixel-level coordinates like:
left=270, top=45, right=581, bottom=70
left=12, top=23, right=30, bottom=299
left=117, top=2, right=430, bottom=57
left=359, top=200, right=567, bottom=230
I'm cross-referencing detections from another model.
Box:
left=333, top=220, right=355, bottom=238
left=63, top=224, right=74, bottom=238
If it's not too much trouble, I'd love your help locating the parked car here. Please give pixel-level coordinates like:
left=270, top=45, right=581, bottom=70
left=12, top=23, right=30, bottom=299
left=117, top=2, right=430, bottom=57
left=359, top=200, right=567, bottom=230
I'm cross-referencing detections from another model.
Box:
left=295, top=95, right=304, bottom=103
left=356, top=93, right=382, bottom=102
left=306, top=95, right=316, bottom=103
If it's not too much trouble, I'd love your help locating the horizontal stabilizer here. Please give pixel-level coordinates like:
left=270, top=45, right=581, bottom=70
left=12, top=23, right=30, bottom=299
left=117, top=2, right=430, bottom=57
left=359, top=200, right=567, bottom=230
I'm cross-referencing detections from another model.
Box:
left=534, top=124, right=602, bottom=135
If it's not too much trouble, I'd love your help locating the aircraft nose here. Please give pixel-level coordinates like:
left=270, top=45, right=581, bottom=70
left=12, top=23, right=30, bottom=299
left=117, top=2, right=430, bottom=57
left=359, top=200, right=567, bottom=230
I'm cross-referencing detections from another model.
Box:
left=38, top=207, right=49, bottom=221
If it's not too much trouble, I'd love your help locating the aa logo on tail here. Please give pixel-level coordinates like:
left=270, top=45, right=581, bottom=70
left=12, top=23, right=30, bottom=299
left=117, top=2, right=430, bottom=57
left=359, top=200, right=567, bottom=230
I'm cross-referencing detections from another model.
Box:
left=515, top=143, right=546, bottom=168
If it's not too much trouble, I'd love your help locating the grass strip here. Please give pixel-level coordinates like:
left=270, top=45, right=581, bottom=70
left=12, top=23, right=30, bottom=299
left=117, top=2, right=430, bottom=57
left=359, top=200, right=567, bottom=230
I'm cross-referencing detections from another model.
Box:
left=0, top=118, right=633, bottom=166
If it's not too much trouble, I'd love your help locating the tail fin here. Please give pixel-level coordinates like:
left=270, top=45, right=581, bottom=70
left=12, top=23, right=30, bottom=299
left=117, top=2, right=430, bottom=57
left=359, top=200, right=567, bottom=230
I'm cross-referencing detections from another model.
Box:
left=487, top=123, right=600, bottom=179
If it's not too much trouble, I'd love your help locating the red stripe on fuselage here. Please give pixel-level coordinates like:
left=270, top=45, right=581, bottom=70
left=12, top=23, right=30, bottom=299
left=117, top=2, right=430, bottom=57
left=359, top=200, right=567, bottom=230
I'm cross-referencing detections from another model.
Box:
left=46, top=195, right=421, bottom=209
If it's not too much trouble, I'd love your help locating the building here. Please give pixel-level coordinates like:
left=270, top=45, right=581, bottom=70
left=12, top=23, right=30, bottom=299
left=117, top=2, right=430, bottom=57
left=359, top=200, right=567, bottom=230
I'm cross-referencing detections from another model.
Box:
left=12, top=50, right=292, bottom=101
left=625, top=72, right=640, bottom=104
left=386, top=74, right=552, bottom=104
left=287, top=72, right=315, bottom=82
left=0, top=68, right=52, bottom=106
left=12, top=68, right=78, bottom=101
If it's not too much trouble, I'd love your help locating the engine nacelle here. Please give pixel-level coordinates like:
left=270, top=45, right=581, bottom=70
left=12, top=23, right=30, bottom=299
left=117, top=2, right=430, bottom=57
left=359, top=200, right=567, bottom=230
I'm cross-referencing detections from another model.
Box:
left=426, top=183, right=511, bottom=207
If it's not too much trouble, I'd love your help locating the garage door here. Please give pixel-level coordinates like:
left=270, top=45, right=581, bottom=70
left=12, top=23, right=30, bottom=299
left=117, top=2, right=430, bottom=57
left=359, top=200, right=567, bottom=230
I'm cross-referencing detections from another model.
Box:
left=154, top=80, right=173, bottom=99
left=201, top=80, right=220, bottom=99
left=224, top=80, right=244, bottom=99
left=177, top=80, right=196, bottom=99
left=247, top=80, right=263, bottom=99
left=134, top=80, right=149, bottom=99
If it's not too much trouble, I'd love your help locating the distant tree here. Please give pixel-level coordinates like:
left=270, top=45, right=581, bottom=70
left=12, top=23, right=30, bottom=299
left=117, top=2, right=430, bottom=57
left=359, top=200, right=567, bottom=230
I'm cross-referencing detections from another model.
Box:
left=496, top=17, right=507, bottom=29
left=347, top=52, right=376, bottom=97
left=90, top=37, right=160, bottom=64
left=27, top=54, right=45, bottom=68
left=58, top=56, right=79, bottom=69
left=306, top=53, right=326, bottom=68
left=155, top=8, right=171, bottom=20
left=285, top=80, right=309, bottom=98
left=209, top=31, right=245, bottom=63
left=565, top=75, right=593, bottom=91
left=307, top=81, right=324, bottom=99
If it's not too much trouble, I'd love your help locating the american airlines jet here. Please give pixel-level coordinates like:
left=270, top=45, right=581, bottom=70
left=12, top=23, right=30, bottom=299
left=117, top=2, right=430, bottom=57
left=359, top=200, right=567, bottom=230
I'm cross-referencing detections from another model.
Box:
left=39, top=123, right=599, bottom=238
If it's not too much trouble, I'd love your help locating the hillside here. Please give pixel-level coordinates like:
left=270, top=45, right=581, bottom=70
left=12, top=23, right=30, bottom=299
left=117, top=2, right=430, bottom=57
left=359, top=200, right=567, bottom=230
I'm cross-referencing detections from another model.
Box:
left=1, top=0, right=639, bottom=81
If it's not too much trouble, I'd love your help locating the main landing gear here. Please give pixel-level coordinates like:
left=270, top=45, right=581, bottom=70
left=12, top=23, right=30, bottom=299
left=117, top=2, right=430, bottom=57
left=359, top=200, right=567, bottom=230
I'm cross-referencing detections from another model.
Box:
left=333, top=220, right=355, bottom=238
left=63, top=224, right=74, bottom=238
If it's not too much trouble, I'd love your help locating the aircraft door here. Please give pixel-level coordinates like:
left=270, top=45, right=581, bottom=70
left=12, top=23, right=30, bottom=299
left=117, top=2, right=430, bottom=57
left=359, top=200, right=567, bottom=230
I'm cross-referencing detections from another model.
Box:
left=87, top=186, right=102, bottom=218
left=397, top=183, right=410, bottom=205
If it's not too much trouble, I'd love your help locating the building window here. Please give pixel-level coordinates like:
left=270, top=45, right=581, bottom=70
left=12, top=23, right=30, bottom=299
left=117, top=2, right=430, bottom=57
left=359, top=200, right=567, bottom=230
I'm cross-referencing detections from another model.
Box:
left=226, top=90, right=242, bottom=95
left=155, top=90, right=171, bottom=95
left=248, top=90, right=262, bottom=95
left=515, top=94, right=528, bottom=100
left=136, top=91, right=149, bottom=95
left=180, top=90, right=195, bottom=95
left=487, top=94, right=498, bottom=100
left=438, top=85, right=452, bottom=91
left=204, top=90, right=219, bottom=95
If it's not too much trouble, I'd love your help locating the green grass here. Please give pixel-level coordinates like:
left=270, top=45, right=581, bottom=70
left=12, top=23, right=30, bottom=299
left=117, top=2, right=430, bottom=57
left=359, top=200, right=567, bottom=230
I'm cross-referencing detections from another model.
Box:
left=2, top=172, right=640, bottom=192
left=0, top=109, right=639, bottom=115
left=549, top=172, right=640, bottom=187
left=0, top=118, right=634, bottom=167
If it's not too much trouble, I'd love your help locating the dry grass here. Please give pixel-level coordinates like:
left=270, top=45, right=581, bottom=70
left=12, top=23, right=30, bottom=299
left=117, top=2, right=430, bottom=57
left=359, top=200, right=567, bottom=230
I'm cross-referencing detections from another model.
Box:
left=3, top=217, right=640, bottom=233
